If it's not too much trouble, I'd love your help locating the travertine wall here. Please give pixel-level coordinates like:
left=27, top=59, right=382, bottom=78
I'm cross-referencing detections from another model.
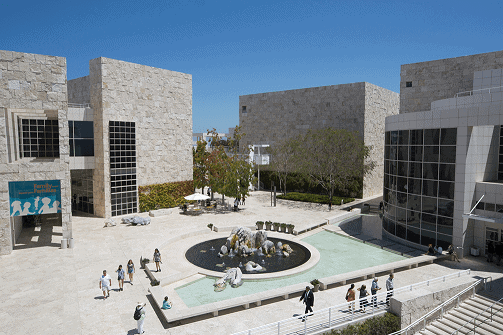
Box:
left=67, top=75, right=90, bottom=104
left=0, top=50, right=71, bottom=255
left=239, top=82, right=399, bottom=198
left=90, top=57, right=192, bottom=217
left=400, top=50, right=503, bottom=114
left=363, top=83, right=400, bottom=197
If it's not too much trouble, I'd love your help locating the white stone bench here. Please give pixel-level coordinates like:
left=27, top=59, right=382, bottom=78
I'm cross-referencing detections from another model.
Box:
left=319, top=255, right=447, bottom=290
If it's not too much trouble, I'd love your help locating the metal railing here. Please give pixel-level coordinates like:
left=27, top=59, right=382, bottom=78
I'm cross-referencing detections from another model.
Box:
left=389, top=277, right=490, bottom=335
left=232, top=270, right=471, bottom=335
left=455, top=85, right=503, bottom=98
left=449, top=295, right=503, bottom=335
left=68, top=102, right=91, bottom=108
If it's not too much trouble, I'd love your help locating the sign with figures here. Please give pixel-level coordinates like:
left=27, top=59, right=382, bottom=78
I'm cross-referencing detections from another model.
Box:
left=9, top=180, right=62, bottom=216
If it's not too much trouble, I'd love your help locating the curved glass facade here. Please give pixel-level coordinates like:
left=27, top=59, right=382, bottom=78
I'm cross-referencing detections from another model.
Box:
left=383, top=128, right=456, bottom=249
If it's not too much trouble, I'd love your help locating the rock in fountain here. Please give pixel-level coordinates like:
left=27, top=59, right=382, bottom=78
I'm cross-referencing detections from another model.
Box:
left=245, top=261, right=263, bottom=272
left=213, top=267, right=243, bottom=292
left=220, top=227, right=277, bottom=257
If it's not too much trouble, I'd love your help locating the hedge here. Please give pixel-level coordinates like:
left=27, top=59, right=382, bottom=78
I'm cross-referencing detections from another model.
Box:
left=138, top=180, right=194, bottom=212
left=327, top=313, right=400, bottom=335
left=276, top=192, right=354, bottom=205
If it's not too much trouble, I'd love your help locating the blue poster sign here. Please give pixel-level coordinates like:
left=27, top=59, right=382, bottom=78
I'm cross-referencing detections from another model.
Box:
left=9, top=180, right=62, bottom=216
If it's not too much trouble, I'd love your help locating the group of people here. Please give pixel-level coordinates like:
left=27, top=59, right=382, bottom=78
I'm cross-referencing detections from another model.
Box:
left=99, top=259, right=136, bottom=299
left=486, top=236, right=503, bottom=265
left=425, top=244, right=443, bottom=255
left=233, top=196, right=246, bottom=211
left=345, top=274, right=394, bottom=313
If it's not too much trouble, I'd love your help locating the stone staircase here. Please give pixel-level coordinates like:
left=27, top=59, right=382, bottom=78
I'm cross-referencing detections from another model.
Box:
left=418, top=295, right=503, bottom=335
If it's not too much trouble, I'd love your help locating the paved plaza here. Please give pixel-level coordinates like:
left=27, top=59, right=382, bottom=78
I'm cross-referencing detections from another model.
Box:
left=1, top=191, right=502, bottom=335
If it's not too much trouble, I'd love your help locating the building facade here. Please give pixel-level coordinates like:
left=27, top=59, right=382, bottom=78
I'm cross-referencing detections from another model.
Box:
left=0, top=50, right=193, bottom=255
left=383, top=50, right=503, bottom=256
left=239, top=82, right=399, bottom=197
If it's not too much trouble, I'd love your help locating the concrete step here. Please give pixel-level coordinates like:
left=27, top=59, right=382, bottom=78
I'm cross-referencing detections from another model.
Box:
left=419, top=329, right=441, bottom=335
left=464, top=300, right=503, bottom=326
left=443, top=314, right=474, bottom=334
left=424, top=324, right=452, bottom=335
left=450, top=308, right=502, bottom=335
left=436, top=318, right=469, bottom=334
left=476, top=294, right=503, bottom=309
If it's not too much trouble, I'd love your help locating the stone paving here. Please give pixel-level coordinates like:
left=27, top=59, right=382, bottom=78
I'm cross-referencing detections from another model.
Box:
left=1, top=191, right=502, bottom=335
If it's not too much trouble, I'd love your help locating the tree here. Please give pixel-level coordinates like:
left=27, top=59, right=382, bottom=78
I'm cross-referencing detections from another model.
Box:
left=193, top=139, right=210, bottom=193
left=292, top=128, right=375, bottom=205
left=268, top=137, right=299, bottom=195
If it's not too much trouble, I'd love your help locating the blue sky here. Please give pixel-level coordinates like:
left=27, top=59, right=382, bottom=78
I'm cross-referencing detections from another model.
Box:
left=2, top=0, right=502, bottom=132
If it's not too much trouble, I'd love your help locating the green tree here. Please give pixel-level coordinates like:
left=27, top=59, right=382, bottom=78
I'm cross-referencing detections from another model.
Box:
left=268, top=137, right=299, bottom=195
left=292, top=128, right=375, bottom=205
left=193, top=139, right=210, bottom=193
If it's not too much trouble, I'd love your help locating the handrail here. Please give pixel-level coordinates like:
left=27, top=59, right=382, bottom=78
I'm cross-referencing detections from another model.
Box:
left=455, top=85, right=503, bottom=98
left=389, top=277, right=487, bottom=335
left=68, top=102, right=91, bottom=108
left=232, top=269, right=471, bottom=335
left=449, top=295, right=503, bottom=335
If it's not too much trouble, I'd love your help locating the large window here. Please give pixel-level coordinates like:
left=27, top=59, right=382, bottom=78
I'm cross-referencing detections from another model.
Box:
left=71, top=169, right=94, bottom=214
left=109, top=121, right=137, bottom=217
left=383, top=128, right=456, bottom=249
left=19, top=119, right=60, bottom=158
left=69, top=121, right=94, bottom=156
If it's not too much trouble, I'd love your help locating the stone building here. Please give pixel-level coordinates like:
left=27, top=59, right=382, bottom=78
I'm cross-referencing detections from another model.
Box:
left=383, top=50, right=503, bottom=256
left=239, top=82, right=400, bottom=197
left=0, top=50, right=192, bottom=255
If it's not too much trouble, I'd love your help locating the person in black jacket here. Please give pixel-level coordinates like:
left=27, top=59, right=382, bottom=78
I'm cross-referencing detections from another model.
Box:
left=300, top=286, right=314, bottom=321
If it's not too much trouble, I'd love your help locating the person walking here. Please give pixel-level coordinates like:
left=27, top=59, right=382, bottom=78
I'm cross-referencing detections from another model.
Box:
left=135, top=302, right=146, bottom=334
left=242, top=196, right=245, bottom=205
left=127, top=259, right=135, bottom=285
left=357, top=284, right=369, bottom=312
left=386, top=273, right=394, bottom=305
left=371, top=277, right=381, bottom=307
left=99, top=270, right=111, bottom=299
left=153, top=249, right=162, bottom=272
left=345, top=283, right=356, bottom=311
left=116, top=265, right=125, bottom=291
left=299, top=286, right=314, bottom=321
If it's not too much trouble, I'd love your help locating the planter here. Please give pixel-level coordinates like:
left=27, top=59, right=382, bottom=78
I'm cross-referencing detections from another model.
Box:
left=313, top=284, right=320, bottom=292
left=265, top=223, right=272, bottom=231
left=287, top=226, right=294, bottom=234
left=257, top=223, right=264, bottom=230
left=273, top=223, right=280, bottom=231
left=280, top=225, right=287, bottom=233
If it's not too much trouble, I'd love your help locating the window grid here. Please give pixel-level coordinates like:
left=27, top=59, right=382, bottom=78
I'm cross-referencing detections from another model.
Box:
left=383, top=128, right=457, bottom=249
left=109, top=121, right=137, bottom=217
left=19, top=119, right=60, bottom=158
left=498, top=125, right=503, bottom=181
left=69, top=121, right=94, bottom=157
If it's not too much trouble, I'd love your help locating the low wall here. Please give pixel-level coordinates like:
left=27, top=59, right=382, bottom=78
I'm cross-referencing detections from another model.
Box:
left=390, top=275, right=478, bottom=330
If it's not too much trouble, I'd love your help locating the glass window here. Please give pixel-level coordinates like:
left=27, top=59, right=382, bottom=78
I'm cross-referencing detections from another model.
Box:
left=421, top=214, right=437, bottom=231
left=422, top=180, right=438, bottom=197
left=389, top=160, right=397, bottom=175
left=398, top=146, right=408, bottom=161
left=398, top=130, right=409, bottom=145
left=387, top=219, right=396, bottom=235
left=407, top=210, right=420, bottom=227
left=385, top=132, right=390, bottom=145
left=437, top=217, right=453, bottom=235
left=384, top=160, right=390, bottom=175
left=423, top=163, right=438, bottom=180
left=69, top=121, right=74, bottom=138
left=421, top=229, right=436, bottom=246
left=408, top=162, right=422, bottom=179
left=397, top=192, right=408, bottom=208
left=438, top=199, right=454, bottom=218
left=422, top=197, right=437, bottom=214
left=396, top=207, right=407, bottom=223
left=476, top=201, right=485, bottom=210
left=440, top=128, right=457, bottom=145
left=424, top=146, right=439, bottom=162
left=383, top=187, right=389, bottom=203
left=424, top=129, right=440, bottom=145
left=410, top=129, right=423, bottom=145
left=74, top=139, right=94, bottom=156
left=408, top=178, right=422, bottom=195
left=408, top=194, right=421, bottom=211
left=496, top=204, right=503, bottom=213
left=438, top=181, right=455, bottom=200
left=384, top=146, right=390, bottom=160
left=389, top=146, right=397, bottom=161
left=73, top=121, right=93, bottom=138
left=397, top=177, right=407, bottom=193
left=439, top=164, right=455, bottom=181
left=409, top=146, right=423, bottom=161
left=390, top=131, right=398, bottom=145
left=397, top=161, right=408, bottom=176
left=440, top=146, right=456, bottom=163
left=396, top=224, right=406, bottom=239
left=407, top=226, right=421, bottom=244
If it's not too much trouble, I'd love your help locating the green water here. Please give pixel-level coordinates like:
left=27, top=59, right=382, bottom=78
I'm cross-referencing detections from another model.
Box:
left=175, top=231, right=405, bottom=307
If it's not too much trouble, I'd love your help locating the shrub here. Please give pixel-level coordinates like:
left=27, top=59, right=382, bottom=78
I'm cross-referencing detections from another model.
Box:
left=327, top=313, right=400, bottom=335
left=277, top=192, right=354, bottom=205
left=310, top=279, right=320, bottom=285
left=138, top=180, right=194, bottom=212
